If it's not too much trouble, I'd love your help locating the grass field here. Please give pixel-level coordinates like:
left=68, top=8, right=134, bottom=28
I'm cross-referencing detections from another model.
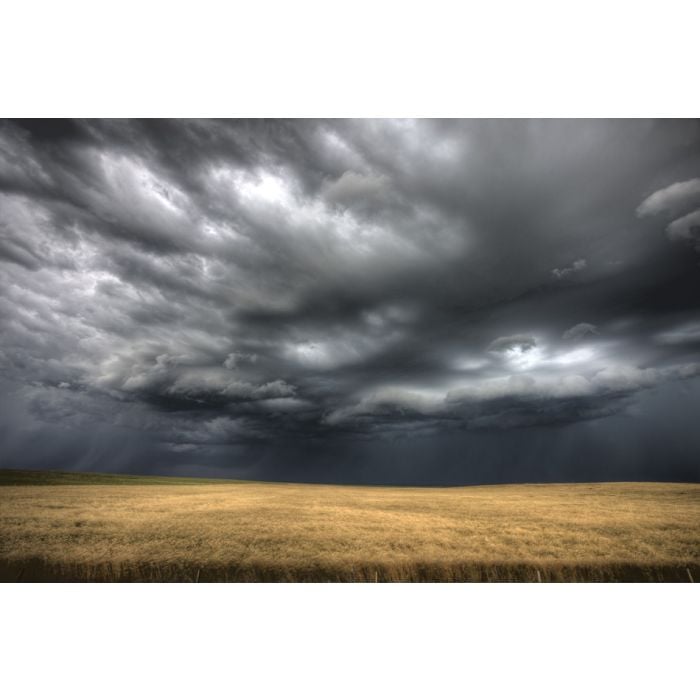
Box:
left=1, top=469, right=698, bottom=582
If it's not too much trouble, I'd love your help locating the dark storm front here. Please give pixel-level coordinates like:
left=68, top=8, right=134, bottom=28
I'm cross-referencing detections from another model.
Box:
left=1, top=119, right=700, bottom=484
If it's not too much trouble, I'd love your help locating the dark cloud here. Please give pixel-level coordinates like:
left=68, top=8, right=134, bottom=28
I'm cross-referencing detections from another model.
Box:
left=562, top=323, right=598, bottom=341
left=1, top=118, right=699, bottom=483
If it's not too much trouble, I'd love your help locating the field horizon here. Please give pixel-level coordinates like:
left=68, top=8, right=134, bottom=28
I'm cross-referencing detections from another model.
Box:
left=1, top=469, right=698, bottom=583
left=3, top=466, right=699, bottom=489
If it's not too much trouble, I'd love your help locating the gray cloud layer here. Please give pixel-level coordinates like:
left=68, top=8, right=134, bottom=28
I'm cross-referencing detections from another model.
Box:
left=1, top=119, right=700, bottom=483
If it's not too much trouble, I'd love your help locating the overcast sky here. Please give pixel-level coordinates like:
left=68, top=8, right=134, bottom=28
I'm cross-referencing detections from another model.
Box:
left=1, top=118, right=699, bottom=483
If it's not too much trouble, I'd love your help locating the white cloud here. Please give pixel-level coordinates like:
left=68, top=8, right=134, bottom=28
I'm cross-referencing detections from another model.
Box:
left=0, top=193, right=78, bottom=270
left=637, top=179, right=700, bottom=251
left=446, top=373, right=595, bottom=404
left=655, top=321, right=700, bottom=345
left=322, top=170, right=390, bottom=208
left=282, top=327, right=400, bottom=371
left=488, top=334, right=537, bottom=353
left=636, top=178, right=700, bottom=217
left=223, top=352, right=258, bottom=369
left=324, top=386, right=445, bottom=425
left=666, top=209, right=700, bottom=245
left=591, top=365, right=658, bottom=392
left=327, top=359, right=700, bottom=429
left=488, top=335, right=542, bottom=370
left=79, top=149, right=196, bottom=249
left=552, top=258, right=586, bottom=279
left=452, top=355, right=491, bottom=372
left=549, top=347, right=597, bottom=366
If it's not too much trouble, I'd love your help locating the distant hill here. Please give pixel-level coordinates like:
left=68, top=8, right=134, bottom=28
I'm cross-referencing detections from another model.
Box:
left=0, top=468, right=233, bottom=487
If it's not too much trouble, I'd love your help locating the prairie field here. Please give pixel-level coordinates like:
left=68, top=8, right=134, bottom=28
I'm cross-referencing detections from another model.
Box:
left=1, top=470, right=698, bottom=582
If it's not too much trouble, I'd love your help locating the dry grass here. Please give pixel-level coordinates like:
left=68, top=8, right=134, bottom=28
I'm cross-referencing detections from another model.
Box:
left=1, top=470, right=698, bottom=582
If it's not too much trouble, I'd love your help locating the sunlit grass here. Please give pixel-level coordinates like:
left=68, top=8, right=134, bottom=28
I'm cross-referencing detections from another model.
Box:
left=1, top=470, right=698, bottom=581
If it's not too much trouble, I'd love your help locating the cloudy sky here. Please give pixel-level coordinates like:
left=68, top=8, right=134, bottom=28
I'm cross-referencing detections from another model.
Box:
left=1, top=118, right=699, bottom=484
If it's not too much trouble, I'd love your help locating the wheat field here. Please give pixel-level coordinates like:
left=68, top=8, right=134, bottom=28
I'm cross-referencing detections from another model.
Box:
left=1, top=470, right=698, bottom=582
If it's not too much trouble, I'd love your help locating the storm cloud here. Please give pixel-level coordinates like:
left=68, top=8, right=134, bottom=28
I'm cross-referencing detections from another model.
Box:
left=1, top=118, right=699, bottom=484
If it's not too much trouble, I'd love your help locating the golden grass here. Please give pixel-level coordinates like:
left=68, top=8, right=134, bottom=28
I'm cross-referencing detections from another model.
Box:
left=1, top=472, right=698, bottom=581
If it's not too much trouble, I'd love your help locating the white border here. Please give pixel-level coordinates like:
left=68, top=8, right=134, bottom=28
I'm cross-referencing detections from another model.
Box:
left=1, top=1, right=698, bottom=116
left=1, top=584, right=697, bottom=699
